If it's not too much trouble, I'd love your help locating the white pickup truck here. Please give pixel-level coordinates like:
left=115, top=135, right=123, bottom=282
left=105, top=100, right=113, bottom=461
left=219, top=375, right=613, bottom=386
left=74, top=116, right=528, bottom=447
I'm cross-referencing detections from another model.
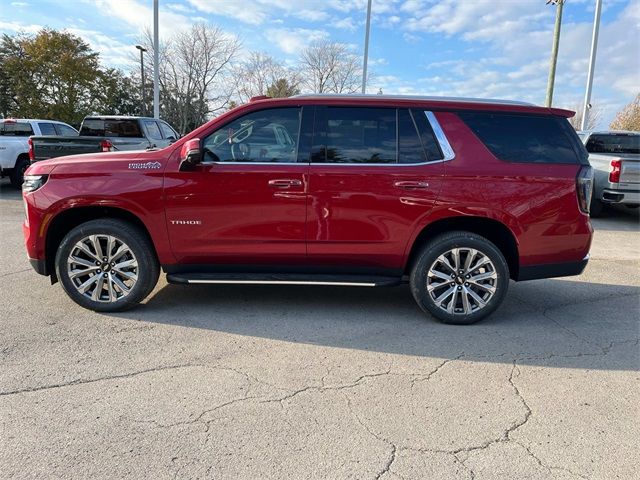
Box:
left=577, top=130, right=640, bottom=216
left=0, top=119, right=78, bottom=188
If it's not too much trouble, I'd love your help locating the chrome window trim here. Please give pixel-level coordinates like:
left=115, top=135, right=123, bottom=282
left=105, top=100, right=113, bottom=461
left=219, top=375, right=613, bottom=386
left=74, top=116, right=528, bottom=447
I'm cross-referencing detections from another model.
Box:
left=205, top=110, right=457, bottom=167
left=425, top=111, right=455, bottom=161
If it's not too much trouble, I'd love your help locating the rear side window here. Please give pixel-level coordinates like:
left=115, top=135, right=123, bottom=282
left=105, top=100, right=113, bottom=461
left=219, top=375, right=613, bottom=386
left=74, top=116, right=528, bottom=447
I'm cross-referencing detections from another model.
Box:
left=0, top=122, right=33, bottom=136
left=459, top=112, right=583, bottom=164
left=80, top=119, right=143, bottom=138
left=38, top=123, right=57, bottom=135
left=320, top=107, right=396, bottom=164
left=586, top=134, right=640, bottom=154
left=410, top=109, right=444, bottom=162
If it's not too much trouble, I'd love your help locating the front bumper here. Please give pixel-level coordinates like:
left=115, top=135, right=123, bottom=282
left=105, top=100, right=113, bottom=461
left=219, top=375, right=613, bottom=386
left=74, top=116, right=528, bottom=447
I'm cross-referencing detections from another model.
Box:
left=517, top=255, right=589, bottom=281
left=600, top=188, right=640, bottom=206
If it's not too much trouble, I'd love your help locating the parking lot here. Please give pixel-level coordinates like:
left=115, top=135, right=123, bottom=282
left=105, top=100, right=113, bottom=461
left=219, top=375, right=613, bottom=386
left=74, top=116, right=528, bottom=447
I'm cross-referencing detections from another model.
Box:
left=0, top=181, right=638, bottom=479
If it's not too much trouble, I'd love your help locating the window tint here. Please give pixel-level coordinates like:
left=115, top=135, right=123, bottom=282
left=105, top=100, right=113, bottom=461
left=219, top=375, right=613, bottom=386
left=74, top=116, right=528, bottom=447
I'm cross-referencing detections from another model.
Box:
left=54, top=124, right=78, bottom=136
left=459, top=112, right=580, bottom=164
left=144, top=120, right=163, bottom=140
left=159, top=121, right=177, bottom=139
left=202, top=107, right=300, bottom=163
left=586, top=134, right=639, bottom=154
left=411, top=109, right=444, bottom=162
left=319, top=107, right=395, bottom=164
left=398, top=109, right=426, bottom=164
left=38, top=123, right=57, bottom=135
left=80, top=119, right=142, bottom=137
left=0, top=122, right=33, bottom=136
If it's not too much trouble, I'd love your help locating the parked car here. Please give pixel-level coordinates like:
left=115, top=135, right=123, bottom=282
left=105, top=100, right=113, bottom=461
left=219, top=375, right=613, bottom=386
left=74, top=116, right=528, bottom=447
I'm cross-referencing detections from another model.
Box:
left=22, top=95, right=594, bottom=324
left=577, top=130, right=640, bottom=216
left=0, top=118, right=77, bottom=188
left=30, top=115, right=179, bottom=162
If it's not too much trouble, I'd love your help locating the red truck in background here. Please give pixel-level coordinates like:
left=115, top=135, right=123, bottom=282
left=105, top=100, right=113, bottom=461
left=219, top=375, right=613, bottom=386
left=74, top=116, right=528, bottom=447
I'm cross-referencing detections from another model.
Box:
left=22, top=94, right=593, bottom=324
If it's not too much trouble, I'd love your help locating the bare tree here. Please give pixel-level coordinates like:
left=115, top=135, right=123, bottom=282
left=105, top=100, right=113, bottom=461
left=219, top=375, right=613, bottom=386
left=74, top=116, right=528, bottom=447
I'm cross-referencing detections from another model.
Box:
left=610, top=94, right=640, bottom=131
left=141, top=24, right=240, bottom=134
left=233, top=52, right=299, bottom=102
left=299, top=41, right=361, bottom=94
left=568, top=103, right=602, bottom=131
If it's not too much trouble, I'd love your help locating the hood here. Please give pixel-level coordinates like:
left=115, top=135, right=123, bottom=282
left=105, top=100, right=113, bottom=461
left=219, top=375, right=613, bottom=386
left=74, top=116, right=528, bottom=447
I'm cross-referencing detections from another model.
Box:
left=27, top=150, right=148, bottom=176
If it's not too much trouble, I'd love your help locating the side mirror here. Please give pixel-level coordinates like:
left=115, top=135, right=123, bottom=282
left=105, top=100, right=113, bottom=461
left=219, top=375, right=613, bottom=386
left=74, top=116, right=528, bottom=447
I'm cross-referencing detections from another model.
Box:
left=179, top=138, right=202, bottom=171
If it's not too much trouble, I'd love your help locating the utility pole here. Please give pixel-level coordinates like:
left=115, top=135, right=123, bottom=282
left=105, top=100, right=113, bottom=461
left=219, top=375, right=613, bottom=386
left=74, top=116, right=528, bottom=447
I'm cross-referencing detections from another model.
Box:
left=545, top=0, right=564, bottom=107
left=581, top=0, right=602, bottom=130
left=153, top=0, right=160, bottom=119
left=361, top=0, right=372, bottom=94
left=135, top=45, right=147, bottom=116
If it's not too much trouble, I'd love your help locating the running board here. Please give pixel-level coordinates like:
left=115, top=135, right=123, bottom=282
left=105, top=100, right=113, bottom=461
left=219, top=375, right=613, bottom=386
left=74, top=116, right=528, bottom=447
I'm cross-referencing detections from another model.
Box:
left=166, top=272, right=401, bottom=287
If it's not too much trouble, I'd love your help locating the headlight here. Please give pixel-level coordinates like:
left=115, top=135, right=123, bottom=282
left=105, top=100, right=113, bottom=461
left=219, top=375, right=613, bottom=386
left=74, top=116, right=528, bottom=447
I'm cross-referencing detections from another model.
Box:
left=22, top=174, right=48, bottom=194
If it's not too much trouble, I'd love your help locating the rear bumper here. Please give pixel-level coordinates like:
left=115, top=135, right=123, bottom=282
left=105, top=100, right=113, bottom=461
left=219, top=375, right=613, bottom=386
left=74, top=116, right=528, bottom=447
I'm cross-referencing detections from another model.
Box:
left=517, top=255, right=589, bottom=281
left=29, top=257, right=48, bottom=276
left=600, top=188, right=640, bottom=206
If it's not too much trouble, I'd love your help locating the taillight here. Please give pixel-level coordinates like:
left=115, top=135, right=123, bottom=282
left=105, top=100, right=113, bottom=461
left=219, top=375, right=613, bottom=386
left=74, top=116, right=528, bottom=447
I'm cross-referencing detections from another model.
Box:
left=576, top=166, right=594, bottom=214
left=609, top=159, right=621, bottom=183
left=28, top=137, right=34, bottom=161
left=100, top=139, right=113, bottom=152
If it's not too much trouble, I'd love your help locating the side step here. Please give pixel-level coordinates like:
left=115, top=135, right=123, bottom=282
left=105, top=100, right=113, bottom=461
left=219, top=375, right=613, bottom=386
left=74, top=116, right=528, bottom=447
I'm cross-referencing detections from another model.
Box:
left=166, top=272, right=401, bottom=287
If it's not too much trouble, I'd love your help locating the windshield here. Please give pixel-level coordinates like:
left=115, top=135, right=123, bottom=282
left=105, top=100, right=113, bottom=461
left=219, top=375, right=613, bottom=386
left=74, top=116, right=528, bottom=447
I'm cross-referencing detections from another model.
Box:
left=586, top=134, right=640, bottom=154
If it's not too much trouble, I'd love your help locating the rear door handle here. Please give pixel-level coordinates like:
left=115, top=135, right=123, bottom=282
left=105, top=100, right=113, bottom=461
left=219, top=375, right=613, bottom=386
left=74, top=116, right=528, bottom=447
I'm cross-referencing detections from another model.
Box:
left=394, top=181, right=429, bottom=190
left=268, top=179, right=302, bottom=188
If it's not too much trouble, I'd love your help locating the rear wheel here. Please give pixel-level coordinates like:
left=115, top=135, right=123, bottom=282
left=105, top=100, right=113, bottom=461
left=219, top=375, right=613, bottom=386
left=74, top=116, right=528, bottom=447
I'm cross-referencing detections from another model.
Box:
left=55, top=219, right=159, bottom=312
left=10, top=155, right=30, bottom=188
left=410, top=231, right=509, bottom=325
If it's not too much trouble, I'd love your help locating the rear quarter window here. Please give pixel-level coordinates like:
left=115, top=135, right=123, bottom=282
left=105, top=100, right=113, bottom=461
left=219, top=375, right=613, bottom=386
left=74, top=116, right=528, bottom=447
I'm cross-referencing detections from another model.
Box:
left=459, top=112, right=585, bottom=164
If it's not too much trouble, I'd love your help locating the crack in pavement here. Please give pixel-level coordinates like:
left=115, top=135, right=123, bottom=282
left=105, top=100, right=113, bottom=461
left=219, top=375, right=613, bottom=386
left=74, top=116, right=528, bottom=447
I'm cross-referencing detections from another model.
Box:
left=0, top=268, right=31, bottom=278
left=514, top=440, right=591, bottom=480
left=410, top=354, right=464, bottom=389
left=0, top=364, right=201, bottom=396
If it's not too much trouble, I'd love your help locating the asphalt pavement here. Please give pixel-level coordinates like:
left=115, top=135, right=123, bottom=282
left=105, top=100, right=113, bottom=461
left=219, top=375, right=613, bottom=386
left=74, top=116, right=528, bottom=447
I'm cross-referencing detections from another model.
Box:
left=1, top=181, right=638, bottom=479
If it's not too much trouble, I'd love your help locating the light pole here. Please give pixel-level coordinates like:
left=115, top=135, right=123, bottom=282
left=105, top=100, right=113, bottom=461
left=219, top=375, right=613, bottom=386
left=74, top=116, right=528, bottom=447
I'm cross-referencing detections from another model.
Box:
left=545, top=0, right=564, bottom=107
left=361, top=0, right=372, bottom=94
left=153, top=0, right=160, bottom=119
left=135, top=45, right=147, bottom=116
left=581, top=0, right=602, bottom=131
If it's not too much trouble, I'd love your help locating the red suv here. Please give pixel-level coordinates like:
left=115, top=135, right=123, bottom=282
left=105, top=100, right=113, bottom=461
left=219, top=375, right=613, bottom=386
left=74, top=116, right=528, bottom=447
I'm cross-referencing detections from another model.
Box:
left=22, top=95, right=593, bottom=324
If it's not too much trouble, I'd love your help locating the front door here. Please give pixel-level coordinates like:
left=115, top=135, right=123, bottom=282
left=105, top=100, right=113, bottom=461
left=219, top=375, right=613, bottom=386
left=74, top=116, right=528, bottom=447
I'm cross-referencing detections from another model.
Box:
left=164, top=107, right=309, bottom=266
left=307, top=107, right=446, bottom=273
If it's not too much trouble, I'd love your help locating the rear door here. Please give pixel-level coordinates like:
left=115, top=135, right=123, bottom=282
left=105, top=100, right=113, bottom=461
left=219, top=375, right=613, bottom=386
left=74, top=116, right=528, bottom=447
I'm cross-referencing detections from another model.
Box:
left=306, top=107, right=446, bottom=273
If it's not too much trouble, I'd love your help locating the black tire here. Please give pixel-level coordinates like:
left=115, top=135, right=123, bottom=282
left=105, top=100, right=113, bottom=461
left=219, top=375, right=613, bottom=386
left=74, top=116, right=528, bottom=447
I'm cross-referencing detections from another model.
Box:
left=55, top=219, right=159, bottom=312
left=10, top=155, right=30, bottom=189
left=410, top=231, right=509, bottom=325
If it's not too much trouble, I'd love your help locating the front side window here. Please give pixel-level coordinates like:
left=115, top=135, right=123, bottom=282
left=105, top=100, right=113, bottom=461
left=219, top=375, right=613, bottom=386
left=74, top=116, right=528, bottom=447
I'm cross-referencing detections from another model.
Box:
left=159, top=121, right=178, bottom=139
left=202, top=108, right=301, bottom=163
left=320, top=107, right=396, bottom=164
left=144, top=120, right=163, bottom=140
left=54, top=123, right=78, bottom=136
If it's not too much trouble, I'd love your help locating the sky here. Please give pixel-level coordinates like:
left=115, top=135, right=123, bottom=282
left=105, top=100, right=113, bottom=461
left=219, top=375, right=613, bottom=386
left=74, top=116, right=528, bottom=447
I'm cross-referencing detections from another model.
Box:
left=0, top=0, right=638, bottom=127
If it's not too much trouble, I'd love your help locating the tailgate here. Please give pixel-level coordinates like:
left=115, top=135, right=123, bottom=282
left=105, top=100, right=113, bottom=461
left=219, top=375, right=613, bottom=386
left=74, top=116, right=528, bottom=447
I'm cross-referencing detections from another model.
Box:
left=31, top=136, right=102, bottom=161
left=620, top=157, right=640, bottom=185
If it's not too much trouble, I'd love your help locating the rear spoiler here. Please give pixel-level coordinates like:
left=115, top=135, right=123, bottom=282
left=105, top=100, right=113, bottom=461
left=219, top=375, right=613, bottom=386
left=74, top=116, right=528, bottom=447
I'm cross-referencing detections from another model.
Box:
left=549, top=107, right=576, bottom=118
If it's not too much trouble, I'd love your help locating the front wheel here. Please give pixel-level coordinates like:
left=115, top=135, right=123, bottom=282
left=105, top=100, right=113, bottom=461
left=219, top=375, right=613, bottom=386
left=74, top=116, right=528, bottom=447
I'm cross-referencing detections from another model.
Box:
left=410, top=231, right=509, bottom=325
left=55, top=219, right=159, bottom=312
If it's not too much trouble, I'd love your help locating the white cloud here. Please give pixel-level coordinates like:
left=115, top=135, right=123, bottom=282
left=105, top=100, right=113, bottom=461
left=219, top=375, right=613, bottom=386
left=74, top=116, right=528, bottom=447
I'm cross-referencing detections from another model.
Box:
left=265, top=27, right=329, bottom=54
left=0, top=20, right=41, bottom=34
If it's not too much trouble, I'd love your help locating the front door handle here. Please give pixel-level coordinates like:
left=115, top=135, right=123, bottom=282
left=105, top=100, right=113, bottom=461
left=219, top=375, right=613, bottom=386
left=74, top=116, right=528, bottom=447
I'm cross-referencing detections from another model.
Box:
left=268, top=179, right=302, bottom=188
left=394, top=181, right=429, bottom=190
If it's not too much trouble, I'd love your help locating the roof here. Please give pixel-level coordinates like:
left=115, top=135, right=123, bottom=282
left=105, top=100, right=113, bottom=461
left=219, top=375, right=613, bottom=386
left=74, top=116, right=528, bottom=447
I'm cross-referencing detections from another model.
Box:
left=83, top=116, right=157, bottom=120
left=0, top=118, right=71, bottom=124
left=291, top=93, right=535, bottom=107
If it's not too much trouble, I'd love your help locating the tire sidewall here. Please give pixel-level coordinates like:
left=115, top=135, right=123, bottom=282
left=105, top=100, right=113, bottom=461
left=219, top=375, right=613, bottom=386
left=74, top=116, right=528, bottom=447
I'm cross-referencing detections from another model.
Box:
left=55, top=219, right=158, bottom=312
left=410, top=233, right=509, bottom=325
